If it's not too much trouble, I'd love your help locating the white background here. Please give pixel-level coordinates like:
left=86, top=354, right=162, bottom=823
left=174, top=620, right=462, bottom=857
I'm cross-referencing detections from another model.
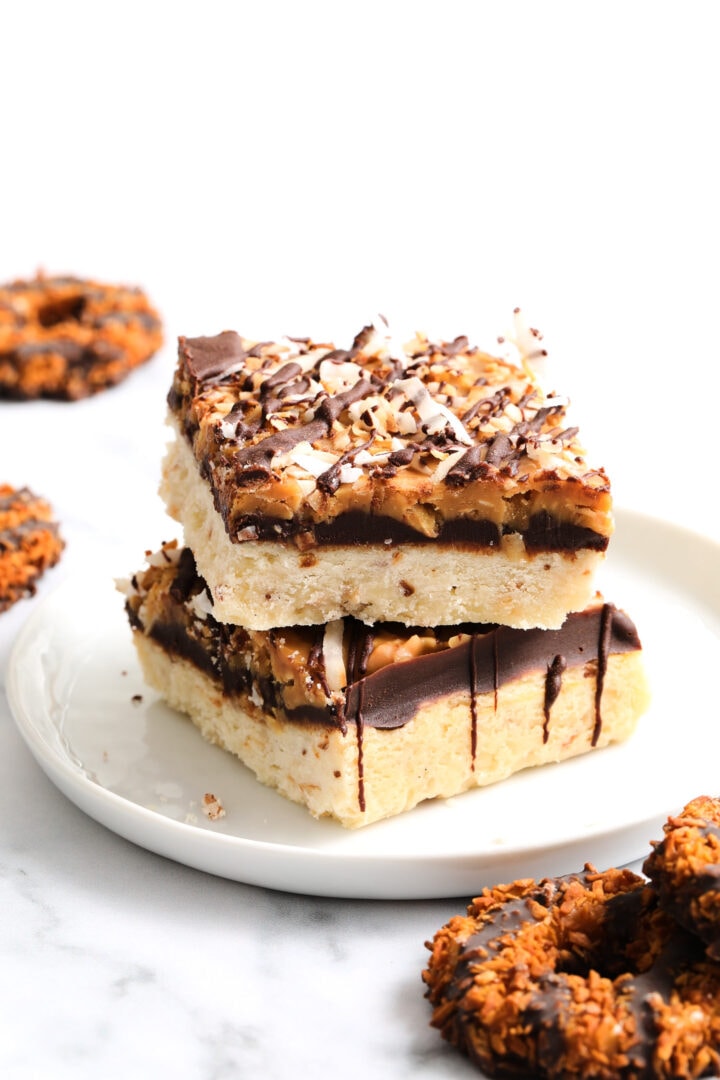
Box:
left=3, top=0, right=719, bottom=529
left=2, top=5, right=720, bottom=1079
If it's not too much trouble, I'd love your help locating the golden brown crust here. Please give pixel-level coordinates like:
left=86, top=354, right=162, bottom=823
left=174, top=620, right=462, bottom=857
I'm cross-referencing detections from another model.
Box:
left=0, top=484, right=64, bottom=611
left=644, top=797, right=720, bottom=959
left=0, top=273, right=163, bottom=399
left=424, top=863, right=720, bottom=1079
left=167, top=321, right=613, bottom=548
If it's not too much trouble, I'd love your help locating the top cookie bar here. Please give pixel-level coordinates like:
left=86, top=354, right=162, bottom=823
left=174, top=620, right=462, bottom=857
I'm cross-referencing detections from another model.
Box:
left=162, top=316, right=612, bottom=630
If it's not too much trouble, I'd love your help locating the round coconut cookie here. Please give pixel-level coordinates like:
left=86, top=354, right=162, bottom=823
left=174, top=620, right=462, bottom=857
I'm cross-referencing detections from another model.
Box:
left=0, top=484, right=64, bottom=610
left=0, top=272, right=163, bottom=399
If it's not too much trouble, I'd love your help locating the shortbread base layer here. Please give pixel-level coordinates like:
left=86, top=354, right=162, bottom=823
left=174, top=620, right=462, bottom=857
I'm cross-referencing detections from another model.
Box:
left=161, top=430, right=603, bottom=630
left=132, top=632, right=649, bottom=829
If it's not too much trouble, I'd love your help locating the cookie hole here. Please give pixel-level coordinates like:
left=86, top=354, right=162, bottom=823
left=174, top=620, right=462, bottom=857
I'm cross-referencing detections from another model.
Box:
left=37, top=295, right=86, bottom=327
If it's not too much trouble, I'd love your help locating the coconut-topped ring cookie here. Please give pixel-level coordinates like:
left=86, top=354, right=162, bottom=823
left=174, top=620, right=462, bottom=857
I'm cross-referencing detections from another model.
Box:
left=0, top=272, right=163, bottom=399
left=0, top=484, right=64, bottom=611
left=644, top=795, right=720, bottom=959
left=424, top=863, right=720, bottom=1078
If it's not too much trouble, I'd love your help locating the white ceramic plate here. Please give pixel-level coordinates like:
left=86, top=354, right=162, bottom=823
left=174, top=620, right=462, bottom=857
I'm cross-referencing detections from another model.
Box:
left=7, top=508, right=720, bottom=899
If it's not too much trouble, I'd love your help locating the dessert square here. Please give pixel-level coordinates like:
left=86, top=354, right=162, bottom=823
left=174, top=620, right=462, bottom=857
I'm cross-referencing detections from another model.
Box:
left=161, top=318, right=613, bottom=630
left=120, top=542, right=649, bottom=829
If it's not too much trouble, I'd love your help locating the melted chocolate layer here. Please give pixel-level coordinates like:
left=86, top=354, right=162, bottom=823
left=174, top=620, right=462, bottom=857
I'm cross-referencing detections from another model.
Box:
left=338, top=605, right=639, bottom=733
left=231, top=509, right=608, bottom=552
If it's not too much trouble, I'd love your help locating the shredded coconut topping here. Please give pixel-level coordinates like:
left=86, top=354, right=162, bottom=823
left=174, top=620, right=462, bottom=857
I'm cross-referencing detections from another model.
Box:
left=396, top=376, right=473, bottom=446
left=496, top=308, right=549, bottom=380
left=176, top=315, right=610, bottom=517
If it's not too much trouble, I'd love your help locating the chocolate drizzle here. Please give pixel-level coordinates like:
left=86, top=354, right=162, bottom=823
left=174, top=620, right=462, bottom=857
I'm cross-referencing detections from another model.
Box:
left=233, top=419, right=328, bottom=480
left=492, top=633, right=499, bottom=712
left=231, top=378, right=377, bottom=485
left=343, top=619, right=376, bottom=812
left=316, top=436, right=375, bottom=496
left=543, top=655, right=567, bottom=744
left=469, top=635, right=478, bottom=769
left=593, top=602, right=613, bottom=746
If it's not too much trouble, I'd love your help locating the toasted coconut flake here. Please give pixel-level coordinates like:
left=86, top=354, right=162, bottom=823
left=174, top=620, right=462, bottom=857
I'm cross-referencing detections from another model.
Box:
left=396, top=376, right=473, bottom=446
left=338, top=465, right=362, bottom=485
left=288, top=445, right=340, bottom=477
left=395, top=409, right=418, bottom=435
left=236, top=525, right=259, bottom=540
left=496, top=308, right=549, bottom=381
left=189, top=589, right=214, bottom=619
left=322, top=619, right=347, bottom=691
left=431, top=448, right=467, bottom=483
left=319, top=358, right=364, bottom=392
left=115, top=576, right=137, bottom=598
left=372, top=314, right=413, bottom=369
left=219, top=418, right=238, bottom=440
left=146, top=544, right=181, bottom=568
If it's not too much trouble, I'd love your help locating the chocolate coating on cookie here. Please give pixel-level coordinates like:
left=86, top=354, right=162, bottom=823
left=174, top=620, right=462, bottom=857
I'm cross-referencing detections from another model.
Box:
left=644, top=796, right=720, bottom=959
left=424, top=865, right=720, bottom=1079
left=0, top=273, right=163, bottom=399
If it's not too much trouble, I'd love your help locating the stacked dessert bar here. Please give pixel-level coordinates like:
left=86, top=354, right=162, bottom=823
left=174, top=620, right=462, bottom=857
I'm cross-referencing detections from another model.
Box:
left=121, top=316, right=650, bottom=827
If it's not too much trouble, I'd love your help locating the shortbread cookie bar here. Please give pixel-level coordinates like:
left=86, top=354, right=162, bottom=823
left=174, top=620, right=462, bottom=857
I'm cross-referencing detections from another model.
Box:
left=120, top=543, right=649, bottom=829
left=161, top=319, right=612, bottom=629
left=0, top=484, right=64, bottom=611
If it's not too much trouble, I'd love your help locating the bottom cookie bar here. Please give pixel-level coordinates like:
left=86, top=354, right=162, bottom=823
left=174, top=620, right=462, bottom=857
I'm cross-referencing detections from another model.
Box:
left=120, top=543, right=651, bottom=828
left=0, top=484, right=64, bottom=612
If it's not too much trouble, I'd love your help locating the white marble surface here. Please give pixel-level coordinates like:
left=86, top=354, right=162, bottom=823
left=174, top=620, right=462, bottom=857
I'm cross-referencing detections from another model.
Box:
left=3, top=4, right=720, bottom=1077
